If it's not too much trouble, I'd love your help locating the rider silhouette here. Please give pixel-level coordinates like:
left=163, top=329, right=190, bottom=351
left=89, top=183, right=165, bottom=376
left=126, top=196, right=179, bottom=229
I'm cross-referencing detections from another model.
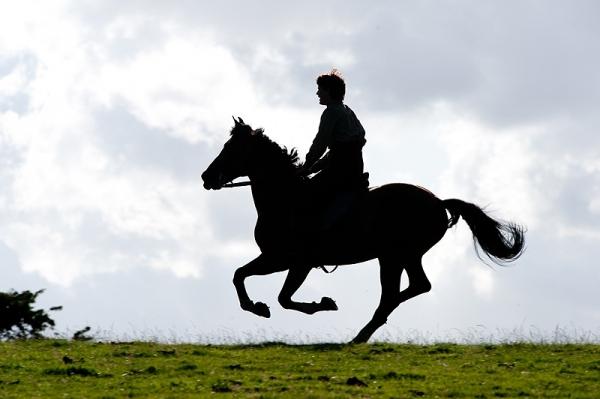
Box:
left=300, top=70, right=368, bottom=229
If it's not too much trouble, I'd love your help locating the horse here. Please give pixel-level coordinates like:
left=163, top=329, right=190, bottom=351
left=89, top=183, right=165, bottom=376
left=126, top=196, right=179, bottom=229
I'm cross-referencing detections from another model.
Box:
left=201, top=117, right=525, bottom=343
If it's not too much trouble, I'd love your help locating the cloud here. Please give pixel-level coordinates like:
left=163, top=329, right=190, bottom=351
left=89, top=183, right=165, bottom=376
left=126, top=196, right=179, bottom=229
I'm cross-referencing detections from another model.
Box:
left=95, top=35, right=260, bottom=144
left=0, top=4, right=264, bottom=285
left=342, top=1, right=600, bottom=124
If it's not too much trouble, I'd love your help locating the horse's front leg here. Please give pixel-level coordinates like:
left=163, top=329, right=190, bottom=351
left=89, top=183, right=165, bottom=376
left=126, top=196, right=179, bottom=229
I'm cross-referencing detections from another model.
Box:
left=278, top=266, right=338, bottom=315
left=233, top=254, right=288, bottom=318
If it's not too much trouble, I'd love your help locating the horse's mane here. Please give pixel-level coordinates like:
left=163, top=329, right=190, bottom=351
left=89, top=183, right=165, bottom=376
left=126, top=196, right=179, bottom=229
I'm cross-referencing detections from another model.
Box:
left=260, top=135, right=301, bottom=173
left=230, top=123, right=301, bottom=176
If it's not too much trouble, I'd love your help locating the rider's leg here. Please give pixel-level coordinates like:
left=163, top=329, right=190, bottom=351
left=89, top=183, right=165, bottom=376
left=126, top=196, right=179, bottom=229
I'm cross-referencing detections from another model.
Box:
left=306, top=151, right=366, bottom=231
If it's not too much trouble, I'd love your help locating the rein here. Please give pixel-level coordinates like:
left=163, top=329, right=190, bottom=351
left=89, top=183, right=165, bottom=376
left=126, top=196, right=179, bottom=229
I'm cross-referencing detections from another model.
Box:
left=222, top=181, right=252, bottom=188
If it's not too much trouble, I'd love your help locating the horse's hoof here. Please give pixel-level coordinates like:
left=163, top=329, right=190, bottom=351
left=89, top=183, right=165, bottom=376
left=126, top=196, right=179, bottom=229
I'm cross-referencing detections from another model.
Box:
left=320, top=297, right=338, bottom=311
left=350, top=331, right=370, bottom=344
left=253, top=302, right=271, bottom=318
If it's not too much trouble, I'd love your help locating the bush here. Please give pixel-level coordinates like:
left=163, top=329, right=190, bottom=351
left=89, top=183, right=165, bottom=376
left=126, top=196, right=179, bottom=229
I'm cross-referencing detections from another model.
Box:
left=0, top=289, right=61, bottom=339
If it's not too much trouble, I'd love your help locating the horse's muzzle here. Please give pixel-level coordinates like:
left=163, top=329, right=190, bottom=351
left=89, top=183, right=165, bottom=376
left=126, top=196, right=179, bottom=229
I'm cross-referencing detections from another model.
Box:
left=201, top=170, right=225, bottom=190
left=203, top=181, right=218, bottom=190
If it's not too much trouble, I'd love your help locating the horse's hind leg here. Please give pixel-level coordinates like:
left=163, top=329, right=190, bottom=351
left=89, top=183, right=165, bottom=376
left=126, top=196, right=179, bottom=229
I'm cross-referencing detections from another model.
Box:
left=278, top=266, right=338, bottom=314
left=351, top=256, right=403, bottom=343
left=351, top=255, right=431, bottom=344
left=233, top=254, right=289, bottom=318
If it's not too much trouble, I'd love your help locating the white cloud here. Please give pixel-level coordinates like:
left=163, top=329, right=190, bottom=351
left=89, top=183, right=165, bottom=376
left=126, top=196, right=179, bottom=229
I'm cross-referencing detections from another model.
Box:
left=96, top=35, right=259, bottom=144
left=437, top=109, right=547, bottom=230
left=0, top=5, right=266, bottom=285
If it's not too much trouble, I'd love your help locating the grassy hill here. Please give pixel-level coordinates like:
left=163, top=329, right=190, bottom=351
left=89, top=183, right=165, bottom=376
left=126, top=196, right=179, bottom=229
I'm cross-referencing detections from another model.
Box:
left=1, top=340, right=599, bottom=398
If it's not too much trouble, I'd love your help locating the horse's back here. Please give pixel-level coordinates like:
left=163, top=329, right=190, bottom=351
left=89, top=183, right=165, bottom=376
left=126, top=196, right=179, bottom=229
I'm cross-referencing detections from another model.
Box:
left=368, top=183, right=442, bottom=211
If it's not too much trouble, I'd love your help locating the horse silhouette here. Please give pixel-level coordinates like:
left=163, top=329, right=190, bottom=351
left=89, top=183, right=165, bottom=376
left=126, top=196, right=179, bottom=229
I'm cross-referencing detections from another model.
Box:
left=201, top=117, right=525, bottom=343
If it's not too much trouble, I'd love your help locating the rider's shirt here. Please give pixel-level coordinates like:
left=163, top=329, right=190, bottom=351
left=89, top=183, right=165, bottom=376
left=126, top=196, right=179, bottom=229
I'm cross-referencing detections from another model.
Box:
left=305, top=102, right=366, bottom=170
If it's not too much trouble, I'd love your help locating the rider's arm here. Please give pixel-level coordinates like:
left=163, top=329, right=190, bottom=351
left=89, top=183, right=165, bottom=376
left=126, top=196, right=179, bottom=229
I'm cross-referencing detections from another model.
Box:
left=308, top=152, right=330, bottom=174
left=305, top=108, right=336, bottom=170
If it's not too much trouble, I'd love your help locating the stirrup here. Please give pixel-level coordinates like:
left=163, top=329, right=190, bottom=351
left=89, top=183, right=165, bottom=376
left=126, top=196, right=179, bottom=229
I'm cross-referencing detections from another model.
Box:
left=319, top=265, right=339, bottom=274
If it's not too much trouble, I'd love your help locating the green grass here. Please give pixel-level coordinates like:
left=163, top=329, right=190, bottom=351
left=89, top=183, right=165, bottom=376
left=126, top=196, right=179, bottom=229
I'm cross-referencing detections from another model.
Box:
left=1, top=340, right=599, bottom=398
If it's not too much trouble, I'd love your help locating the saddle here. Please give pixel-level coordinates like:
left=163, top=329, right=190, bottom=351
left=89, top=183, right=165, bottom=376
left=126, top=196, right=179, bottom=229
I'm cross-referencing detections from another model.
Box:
left=294, top=172, right=370, bottom=235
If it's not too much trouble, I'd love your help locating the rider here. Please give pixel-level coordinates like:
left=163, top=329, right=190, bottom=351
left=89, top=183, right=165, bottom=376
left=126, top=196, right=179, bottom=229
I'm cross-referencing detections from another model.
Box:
left=300, top=69, right=368, bottom=228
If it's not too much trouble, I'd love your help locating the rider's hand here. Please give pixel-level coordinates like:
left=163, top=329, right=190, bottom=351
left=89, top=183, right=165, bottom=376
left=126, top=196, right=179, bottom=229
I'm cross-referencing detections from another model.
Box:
left=297, top=165, right=311, bottom=177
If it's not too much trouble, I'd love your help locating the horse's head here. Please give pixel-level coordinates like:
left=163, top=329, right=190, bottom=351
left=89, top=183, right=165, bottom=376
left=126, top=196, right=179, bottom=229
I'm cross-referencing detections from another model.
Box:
left=202, top=117, right=263, bottom=190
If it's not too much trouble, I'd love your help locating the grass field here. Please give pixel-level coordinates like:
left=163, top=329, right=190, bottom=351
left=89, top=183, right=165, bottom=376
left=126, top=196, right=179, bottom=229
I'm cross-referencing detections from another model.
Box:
left=1, top=340, right=599, bottom=398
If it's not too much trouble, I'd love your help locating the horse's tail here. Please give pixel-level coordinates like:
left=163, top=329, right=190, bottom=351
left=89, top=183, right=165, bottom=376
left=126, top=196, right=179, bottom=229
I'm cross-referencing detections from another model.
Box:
left=443, top=199, right=525, bottom=265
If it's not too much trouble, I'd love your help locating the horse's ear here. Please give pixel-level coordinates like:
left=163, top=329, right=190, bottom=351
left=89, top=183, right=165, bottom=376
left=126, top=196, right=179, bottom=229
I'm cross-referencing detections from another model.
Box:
left=232, top=116, right=245, bottom=126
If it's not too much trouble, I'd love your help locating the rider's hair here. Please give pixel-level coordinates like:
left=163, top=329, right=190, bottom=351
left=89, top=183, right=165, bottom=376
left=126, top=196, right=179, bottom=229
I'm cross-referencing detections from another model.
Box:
left=316, top=69, right=345, bottom=101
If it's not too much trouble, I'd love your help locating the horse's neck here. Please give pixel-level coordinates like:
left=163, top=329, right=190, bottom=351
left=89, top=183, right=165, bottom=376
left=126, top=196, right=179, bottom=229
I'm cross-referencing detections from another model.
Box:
left=250, top=173, right=298, bottom=217
left=248, top=140, right=300, bottom=218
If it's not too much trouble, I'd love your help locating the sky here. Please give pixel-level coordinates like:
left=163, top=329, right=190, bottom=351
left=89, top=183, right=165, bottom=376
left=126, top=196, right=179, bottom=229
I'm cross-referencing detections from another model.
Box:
left=1, top=0, right=599, bottom=343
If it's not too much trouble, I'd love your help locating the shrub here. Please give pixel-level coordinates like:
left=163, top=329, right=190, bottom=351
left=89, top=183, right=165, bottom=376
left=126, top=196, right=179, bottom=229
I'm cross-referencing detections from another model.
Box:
left=0, top=289, right=61, bottom=339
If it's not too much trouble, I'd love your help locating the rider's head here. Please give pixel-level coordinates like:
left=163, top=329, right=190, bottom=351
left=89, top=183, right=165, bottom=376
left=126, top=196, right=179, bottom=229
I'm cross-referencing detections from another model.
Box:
left=316, top=69, right=345, bottom=104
